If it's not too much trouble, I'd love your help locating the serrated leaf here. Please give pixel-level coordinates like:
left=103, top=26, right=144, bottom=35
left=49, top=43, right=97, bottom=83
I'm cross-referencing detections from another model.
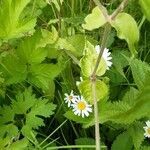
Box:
left=0, top=124, right=18, bottom=139
left=127, top=122, right=144, bottom=149
left=80, top=42, right=107, bottom=77
left=122, top=87, right=139, bottom=105
left=85, top=75, right=150, bottom=127
left=0, top=105, right=18, bottom=137
left=28, top=64, right=61, bottom=91
left=82, top=6, right=107, bottom=30
left=111, top=132, right=133, bottom=150
left=139, top=0, right=150, bottom=21
left=111, top=13, right=139, bottom=56
left=111, top=50, right=129, bottom=79
left=0, top=0, right=36, bottom=41
left=0, top=54, right=27, bottom=84
left=78, top=79, right=108, bottom=104
left=12, top=88, right=56, bottom=138
left=16, top=32, right=47, bottom=64
left=130, top=59, right=150, bottom=90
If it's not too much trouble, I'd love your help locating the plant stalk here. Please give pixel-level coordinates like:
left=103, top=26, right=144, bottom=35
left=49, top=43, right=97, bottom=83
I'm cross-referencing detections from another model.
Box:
left=90, top=1, right=129, bottom=149
left=92, top=80, right=100, bottom=150
left=91, top=23, right=111, bottom=77
left=111, top=0, right=128, bottom=19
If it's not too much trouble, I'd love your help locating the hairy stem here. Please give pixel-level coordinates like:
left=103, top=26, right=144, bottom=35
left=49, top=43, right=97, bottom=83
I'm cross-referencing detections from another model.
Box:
left=92, top=80, right=100, bottom=150
left=90, top=1, right=129, bottom=150
left=111, top=0, right=128, bottom=19
left=91, top=23, right=111, bottom=77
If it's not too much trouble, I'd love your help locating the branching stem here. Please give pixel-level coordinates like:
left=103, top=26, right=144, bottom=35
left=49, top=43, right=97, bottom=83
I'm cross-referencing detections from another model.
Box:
left=91, top=0, right=129, bottom=150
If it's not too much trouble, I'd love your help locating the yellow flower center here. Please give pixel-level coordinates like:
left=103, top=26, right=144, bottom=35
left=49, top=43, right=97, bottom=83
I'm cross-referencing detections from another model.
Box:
left=69, top=96, right=73, bottom=101
left=147, top=128, right=150, bottom=134
left=77, top=101, right=86, bottom=110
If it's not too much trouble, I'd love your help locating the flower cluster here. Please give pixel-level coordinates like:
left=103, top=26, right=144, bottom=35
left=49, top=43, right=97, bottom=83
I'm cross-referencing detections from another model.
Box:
left=64, top=90, right=92, bottom=118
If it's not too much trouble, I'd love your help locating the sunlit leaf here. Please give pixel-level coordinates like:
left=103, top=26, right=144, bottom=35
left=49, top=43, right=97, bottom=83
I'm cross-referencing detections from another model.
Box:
left=78, top=79, right=109, bottom=104
left=82, top=6, right=107, bottom=30
left=80, top=42, right=107, bottom=77
left=111, top=13, right=139, bottom=56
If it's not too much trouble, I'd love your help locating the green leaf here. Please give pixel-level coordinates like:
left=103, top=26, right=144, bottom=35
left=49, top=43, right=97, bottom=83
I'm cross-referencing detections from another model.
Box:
left=16, top=32, right=47, bottom=65
left=28, top=64, right=61, bottom=91
left=64, top=110, right=93, bottom=124
left=111, top=132, right=133, bottom=150
left=66, top=34, right=85, bottom=57
left=122, top=87, right=139, bottom=106
left=111, top=50, right=129, bottom=79
left=56, top=34, right=85, bottom=57
left=85, top=75, right=150, bottom=127
left=139, top=0, right=150, bottom=21
left=82, top=6, right=107, bottom=30
left=130, top=59, right=150, bottom=90
left=0, top=53, right=27, bottom=84
left=0, top=137, right=11, bottom=148
left=0, top=106, right=18, bottom=138
left=39, top=27, right=59, bottom=47
left=12, top=88, right=56, bottom=138
left=127, top=122, right=144, bottom=149
left=9, top=138, right=29, bottom=150
left=111, top=13, right=139, bottom=56
left=80, top=42, right=107, bottom=77
left=78, top=79, right=109, bottom=104
left=0, top=0, right=36, bottom=41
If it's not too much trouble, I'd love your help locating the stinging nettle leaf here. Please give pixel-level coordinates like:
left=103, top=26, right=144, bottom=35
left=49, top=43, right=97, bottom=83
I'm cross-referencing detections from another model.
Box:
left=82, top=6, right=107, bottom=31
left=111, top=131, right=133, bottom=150
left=139, top=0, right=150, bottom=21
left=127, top=122, right=144, bottom=149
left=130, top=59, right=150, bottom=90
left=111, top=13, right=139, bottom=56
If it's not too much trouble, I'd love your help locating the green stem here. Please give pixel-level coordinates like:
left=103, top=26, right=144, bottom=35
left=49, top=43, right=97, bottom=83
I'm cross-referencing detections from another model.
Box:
left=47, top=145, right=106, bottom=149
left=64, top=49, right=80, bottom=66
left=92, top=80, right=100, bottom=150
left=138, top=16, right=146, bottom=31
left=111, top=0, right=128, bottom=19
left=92, top=0, right=109, bottom=21
left=39, top=120, right=67, bottom=147
left=91, top=23, right=111, bottom=77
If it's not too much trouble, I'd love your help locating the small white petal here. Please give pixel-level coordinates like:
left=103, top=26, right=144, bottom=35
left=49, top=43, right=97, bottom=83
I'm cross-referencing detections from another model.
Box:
left=146, top=121, right=150, bottom=127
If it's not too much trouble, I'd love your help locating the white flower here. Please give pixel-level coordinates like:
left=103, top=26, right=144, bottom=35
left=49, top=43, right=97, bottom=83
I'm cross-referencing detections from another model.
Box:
left=64, top=90, right=78, bottom=107
left=143, top=120, right=150, bottom=138
left=71, top=96, right=92, bottom=118
left=95, top=45, right=112, bottom=70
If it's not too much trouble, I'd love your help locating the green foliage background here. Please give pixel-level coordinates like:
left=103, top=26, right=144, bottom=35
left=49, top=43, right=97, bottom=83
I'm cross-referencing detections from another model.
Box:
left=0, top=0, right=150, bottom=149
